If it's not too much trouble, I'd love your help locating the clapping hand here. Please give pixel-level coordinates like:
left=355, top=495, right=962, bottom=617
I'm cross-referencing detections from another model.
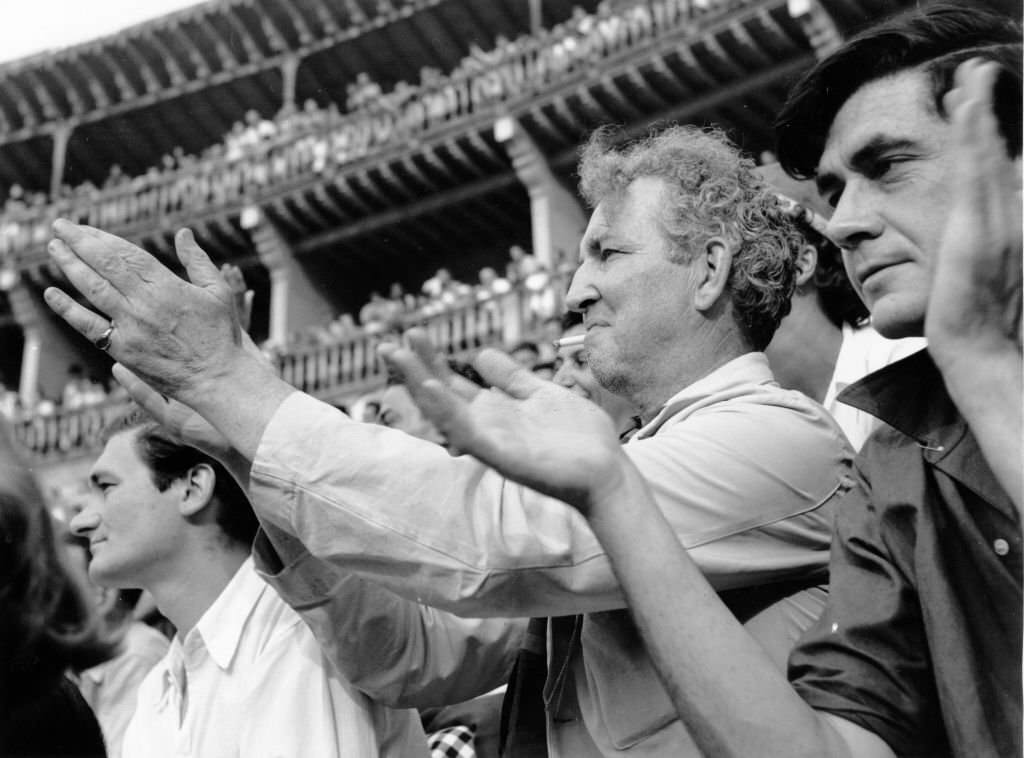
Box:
left=380, top=332, right=629, bottom=515
left=44, top=222, right=247, bottom=405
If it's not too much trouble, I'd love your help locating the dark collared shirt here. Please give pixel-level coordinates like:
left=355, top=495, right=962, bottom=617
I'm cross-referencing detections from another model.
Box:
left=789, top=350, right=1022, bottom=758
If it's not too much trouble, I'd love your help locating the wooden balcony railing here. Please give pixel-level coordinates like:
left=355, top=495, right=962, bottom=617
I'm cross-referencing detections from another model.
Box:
left=0, top=0, right=751, bottom=270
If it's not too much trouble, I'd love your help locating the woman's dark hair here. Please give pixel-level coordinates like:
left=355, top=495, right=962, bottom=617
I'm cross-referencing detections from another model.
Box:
left=0, top=426, right=115, bottom=707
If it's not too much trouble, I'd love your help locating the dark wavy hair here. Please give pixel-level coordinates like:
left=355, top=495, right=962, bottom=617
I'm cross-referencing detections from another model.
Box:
left=102, top=407, right=258, bottom=547
left=578, top=125, right=804, bottom=350
left=0, top=427, right=115, bottom=706
left=776, top=2, right=1022, bottom=179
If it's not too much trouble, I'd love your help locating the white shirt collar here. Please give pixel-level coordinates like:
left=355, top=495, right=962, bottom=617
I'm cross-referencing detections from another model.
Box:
left=190, top=557, right=267, bottom=670
left=635, top=352, right=776, bottom=440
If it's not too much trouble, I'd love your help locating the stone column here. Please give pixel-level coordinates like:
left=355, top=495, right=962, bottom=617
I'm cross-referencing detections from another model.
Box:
left=247, top=212, right=335, bottom=346
left=6, top=276, right=91, bottom=406
left=281, top=55, right=301, bottom=112
left=494, top=116, right=587, bottom=270
left=50, top=122, right=74, bottom=199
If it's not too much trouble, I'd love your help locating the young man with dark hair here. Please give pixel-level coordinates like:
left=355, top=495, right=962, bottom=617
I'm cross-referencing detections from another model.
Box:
left=71, top=409, right=425, bottom=757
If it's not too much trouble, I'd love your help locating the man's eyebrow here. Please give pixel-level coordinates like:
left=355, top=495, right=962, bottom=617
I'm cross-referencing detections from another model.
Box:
left=815, top=135, right=920, bottom=197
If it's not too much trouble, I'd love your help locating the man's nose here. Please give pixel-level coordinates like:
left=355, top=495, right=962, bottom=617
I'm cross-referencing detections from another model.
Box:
left=825, top=183, right=884, bottom=250
left=565, top=266, right=598, bottom=313
left=552, top=361, right=575, bottom=388
left=69, top=509, right=100, bottom=537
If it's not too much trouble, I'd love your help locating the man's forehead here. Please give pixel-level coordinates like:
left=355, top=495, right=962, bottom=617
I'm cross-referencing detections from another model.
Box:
left=818, top=70, right=940, bottom=173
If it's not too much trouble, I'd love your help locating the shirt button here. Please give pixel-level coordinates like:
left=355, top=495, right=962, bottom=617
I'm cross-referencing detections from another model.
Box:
left=993, top=538, right=1010, bottom=556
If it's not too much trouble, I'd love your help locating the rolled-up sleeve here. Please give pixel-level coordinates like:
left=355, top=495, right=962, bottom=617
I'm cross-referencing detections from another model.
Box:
left=250, top=374, right=849, bottom=617
left=788, top=463, right=942, bottom=756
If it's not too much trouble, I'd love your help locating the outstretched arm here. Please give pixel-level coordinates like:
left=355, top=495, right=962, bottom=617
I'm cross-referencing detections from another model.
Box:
left=926, top=59, right=1022, bottom=512
left=385, top=344, right=894, bottom=758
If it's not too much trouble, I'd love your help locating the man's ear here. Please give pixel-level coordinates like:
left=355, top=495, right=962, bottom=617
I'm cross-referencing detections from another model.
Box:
left=179, top=463, right=216, bottom=518
left=794, top=243, right=818, bottom=288
left=694, top=237, right=734, bottom=312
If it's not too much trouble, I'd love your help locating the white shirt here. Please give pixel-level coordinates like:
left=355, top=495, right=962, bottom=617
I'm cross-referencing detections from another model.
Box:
left=823, top=324, right=927, bottom=450
left=122, top=558, right=425, bottom=758
left=249, top=353, right=853, bottom=756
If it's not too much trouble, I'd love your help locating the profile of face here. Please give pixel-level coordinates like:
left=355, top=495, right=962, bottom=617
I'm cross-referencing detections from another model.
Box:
left=566, top=176, right=702, bottom=401
left=378, top=384, right=446, bottom=446
left=70, top=430, right=187, bottom=589
left=818, top=69, right=983, bottom=338
left=553, top=324, right=637, bottom=432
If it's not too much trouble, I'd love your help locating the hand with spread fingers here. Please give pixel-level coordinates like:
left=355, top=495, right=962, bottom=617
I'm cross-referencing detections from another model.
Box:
left=44, top=221, right=293, bottom=460
left=44, top=221, right=253, bottom=403
left=381, top=342, right=636, bottom=515
left=926, top=59, right=1023, bottom=509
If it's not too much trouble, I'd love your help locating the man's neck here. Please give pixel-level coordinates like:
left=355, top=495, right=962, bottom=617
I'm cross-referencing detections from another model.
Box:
left=634, top=334, right=749, bottom=424
left=765, top=296, right=843, bottom=403
left=146, top=545, right=250, bottom=637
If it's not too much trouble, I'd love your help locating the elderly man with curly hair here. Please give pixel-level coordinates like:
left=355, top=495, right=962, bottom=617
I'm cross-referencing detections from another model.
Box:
left=43, top=124, right=854, bottom=757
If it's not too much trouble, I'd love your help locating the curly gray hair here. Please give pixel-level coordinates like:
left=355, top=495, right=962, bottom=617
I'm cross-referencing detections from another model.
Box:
left=577, top=125, right=803, bottom=350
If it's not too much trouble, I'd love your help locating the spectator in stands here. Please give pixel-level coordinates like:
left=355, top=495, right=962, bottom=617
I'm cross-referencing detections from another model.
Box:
left=69, top=408, right=424, bottom=757
left=396, top=8, right=1022, bottom=758
left=1, top=421, right=113, bottom=757
left=508, top=340, right=541, bottom=369
left=359, top=291, right=391, bottom=334
left=760, top=164, right=925, bottom=449
left=46, top=123, right=850, bottom=757
left=504, top=244, right=538, bottom=285
left=475, top=266, right=511, bottom=299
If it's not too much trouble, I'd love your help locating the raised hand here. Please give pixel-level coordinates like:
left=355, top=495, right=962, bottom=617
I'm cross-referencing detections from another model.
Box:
left=927, top=58, right=1022, bottom=362
left=381, top=342, right=628, bottom=514
left=43, top=222, right=252, bottom=405
left=927, top=58, right=1023, bottom=510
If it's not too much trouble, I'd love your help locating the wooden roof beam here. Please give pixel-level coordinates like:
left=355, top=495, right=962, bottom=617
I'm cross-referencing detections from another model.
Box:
left=49, top=62, right=88, bottom=115
left=145, top=32, right=188, bottom=86
left=296, top=171, right=519, bottom=253
left=276, top=0, right=316, bottom=46
left=223, top=7, right=265, bottom=61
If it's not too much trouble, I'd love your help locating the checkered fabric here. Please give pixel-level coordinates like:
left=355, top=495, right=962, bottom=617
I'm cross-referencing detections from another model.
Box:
left=427, top=724, right=476, bottom=758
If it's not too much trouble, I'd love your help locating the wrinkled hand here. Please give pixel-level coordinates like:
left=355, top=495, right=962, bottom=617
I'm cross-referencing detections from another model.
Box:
left=112, top=363, right=232, bottom=458
left=44, top=222, right=246, bottom=403
left=926, top=59, right=1022, bottom=363
left=220, top=263, right=254, bottom=334
left=381, top=338, right=627, bottom=514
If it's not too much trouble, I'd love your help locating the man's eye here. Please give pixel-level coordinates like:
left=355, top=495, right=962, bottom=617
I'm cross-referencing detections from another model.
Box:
left=598, top=248, right=620, bottom=262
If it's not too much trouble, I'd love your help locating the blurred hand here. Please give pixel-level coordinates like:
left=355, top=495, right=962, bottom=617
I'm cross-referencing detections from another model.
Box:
left=381, top=337, right=627, bottom=514
left=220, top=262, right=254, bottom=333
left=926, top=59, right=1022, bottom=362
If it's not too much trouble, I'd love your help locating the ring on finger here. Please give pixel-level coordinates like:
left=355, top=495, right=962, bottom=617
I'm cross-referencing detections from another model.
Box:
left=94, top=321, right=116, bottom=352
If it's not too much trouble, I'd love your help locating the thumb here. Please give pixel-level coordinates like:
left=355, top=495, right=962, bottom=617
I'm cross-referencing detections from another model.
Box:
left=174, top=228, right=223, bottom=290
